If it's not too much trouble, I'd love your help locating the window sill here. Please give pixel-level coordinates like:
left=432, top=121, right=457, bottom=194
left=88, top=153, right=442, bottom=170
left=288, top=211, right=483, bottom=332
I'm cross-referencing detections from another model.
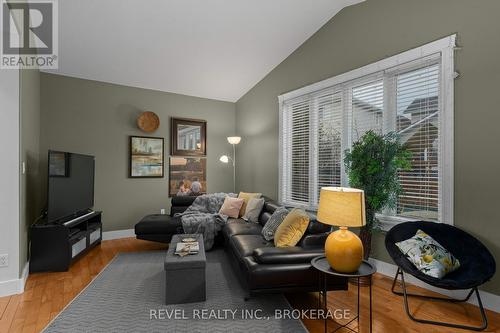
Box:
left=376, top=214, right=422, bottom=232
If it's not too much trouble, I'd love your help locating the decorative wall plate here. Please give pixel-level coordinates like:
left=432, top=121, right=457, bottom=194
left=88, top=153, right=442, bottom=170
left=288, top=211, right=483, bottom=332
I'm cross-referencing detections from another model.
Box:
left=137, top=111, right=160, bottom=132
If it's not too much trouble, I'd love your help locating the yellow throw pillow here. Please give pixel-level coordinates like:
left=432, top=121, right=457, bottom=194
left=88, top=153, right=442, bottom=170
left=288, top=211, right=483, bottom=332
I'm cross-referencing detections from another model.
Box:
left=237, top=192, right=262, bottom=217
left=274, top=208, right=310, bottom=247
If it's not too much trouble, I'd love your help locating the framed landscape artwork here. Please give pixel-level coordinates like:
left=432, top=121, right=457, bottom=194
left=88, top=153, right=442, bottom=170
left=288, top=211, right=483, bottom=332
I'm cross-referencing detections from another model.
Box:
left=169, top=157, right=206, bottom=197
left=129, top=136, right=164, bottom=178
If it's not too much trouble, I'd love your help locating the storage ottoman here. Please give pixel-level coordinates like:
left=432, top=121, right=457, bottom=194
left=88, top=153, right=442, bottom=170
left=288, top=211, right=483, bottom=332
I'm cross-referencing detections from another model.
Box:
left=164, top=234, right=206, bottom=304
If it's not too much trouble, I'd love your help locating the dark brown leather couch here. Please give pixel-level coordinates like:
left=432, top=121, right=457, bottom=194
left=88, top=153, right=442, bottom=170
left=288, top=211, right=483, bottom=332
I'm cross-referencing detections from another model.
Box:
left=135, top=195, right=348, bottom=295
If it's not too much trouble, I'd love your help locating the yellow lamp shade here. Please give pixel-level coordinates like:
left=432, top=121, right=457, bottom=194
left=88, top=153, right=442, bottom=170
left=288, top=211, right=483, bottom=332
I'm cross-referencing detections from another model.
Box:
left=317, top=187, right=366, bottom=273
left=317, top=187, right=366, bottom=227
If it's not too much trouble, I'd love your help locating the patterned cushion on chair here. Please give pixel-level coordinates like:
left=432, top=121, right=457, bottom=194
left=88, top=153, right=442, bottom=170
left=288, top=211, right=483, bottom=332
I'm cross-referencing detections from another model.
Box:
left=396, top=229, right=460, bottom=279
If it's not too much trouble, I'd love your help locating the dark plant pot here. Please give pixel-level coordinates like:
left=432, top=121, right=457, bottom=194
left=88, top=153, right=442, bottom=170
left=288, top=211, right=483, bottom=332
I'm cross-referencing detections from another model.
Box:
left=353, top=226, right=374, bottom=286
left=359, top=226, right=372, bottom=260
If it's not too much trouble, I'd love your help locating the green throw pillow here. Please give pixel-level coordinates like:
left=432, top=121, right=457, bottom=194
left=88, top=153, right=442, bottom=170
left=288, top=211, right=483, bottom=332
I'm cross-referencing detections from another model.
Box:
left=395, top=229, right=460, bottom=279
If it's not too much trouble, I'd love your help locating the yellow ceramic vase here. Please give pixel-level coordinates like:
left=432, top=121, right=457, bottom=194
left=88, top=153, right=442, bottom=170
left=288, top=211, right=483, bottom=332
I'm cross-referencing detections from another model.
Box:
left=325, top=227, right=364, bottom=273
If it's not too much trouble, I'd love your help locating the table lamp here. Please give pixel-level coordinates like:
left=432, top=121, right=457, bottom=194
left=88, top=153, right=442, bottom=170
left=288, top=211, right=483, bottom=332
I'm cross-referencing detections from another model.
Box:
left=317, top=187, right=366, bottom=273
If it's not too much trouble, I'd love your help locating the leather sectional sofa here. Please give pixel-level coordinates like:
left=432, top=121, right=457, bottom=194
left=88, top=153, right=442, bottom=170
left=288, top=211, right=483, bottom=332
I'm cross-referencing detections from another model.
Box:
left=135, top=195, right=348, bottom=295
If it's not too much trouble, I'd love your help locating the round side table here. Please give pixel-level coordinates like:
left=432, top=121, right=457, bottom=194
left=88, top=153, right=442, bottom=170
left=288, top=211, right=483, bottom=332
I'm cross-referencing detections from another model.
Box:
left=311, top=256, right=376, bottom=333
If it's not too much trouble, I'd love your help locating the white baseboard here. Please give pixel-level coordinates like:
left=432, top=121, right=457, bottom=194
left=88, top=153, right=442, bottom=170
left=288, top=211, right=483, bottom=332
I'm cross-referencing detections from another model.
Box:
left=369, top=258, right=500, bottom=313
left=0, top=278, right=21, bottom=297
left=0, top=261, right=29, bottom=297
left=19, top=261, right=29, bottom=291
left=102, top=229, right=135, bottom=240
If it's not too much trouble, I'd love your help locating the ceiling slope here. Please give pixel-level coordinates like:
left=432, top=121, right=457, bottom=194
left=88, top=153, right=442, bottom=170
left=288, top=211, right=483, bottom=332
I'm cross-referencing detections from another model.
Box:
left=44, top=0, right=363, bottom=102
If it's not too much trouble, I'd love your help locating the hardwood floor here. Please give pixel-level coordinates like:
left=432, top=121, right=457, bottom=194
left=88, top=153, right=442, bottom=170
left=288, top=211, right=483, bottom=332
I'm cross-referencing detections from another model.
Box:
left=0, top=238, right=498, bottom=333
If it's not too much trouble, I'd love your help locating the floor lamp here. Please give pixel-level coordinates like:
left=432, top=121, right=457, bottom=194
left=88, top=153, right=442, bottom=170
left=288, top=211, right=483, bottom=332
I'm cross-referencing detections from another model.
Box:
left=219, top=136, right=241, bottom=193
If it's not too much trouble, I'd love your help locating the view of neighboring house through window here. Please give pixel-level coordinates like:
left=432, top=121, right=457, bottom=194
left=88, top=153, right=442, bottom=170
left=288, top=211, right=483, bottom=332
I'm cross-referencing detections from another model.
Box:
left=351, top=79, right=384, bottom=140
left=396, top=65, right=440, bottom=221
left=316, top=90, right=343, bottom=201
left=280, top=36, right=454, bottom=224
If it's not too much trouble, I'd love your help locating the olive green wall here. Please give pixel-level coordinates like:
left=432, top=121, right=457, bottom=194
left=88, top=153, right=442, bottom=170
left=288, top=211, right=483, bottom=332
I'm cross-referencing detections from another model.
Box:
left=20, top=69, right=41, bottom=275
left=235, top=0, right=500, bottom=295
left=40, top=73, right=236, bottom=232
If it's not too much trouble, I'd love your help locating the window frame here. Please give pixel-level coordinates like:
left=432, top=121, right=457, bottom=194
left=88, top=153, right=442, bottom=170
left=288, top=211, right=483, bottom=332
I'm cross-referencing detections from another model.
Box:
left=278, top=35, right=456, bottom=228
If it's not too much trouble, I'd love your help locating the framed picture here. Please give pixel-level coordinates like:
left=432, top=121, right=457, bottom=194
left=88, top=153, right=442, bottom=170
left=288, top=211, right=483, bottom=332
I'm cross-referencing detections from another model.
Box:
left=49, top=151, right=69, bottom=177
left=171, top=117, right=207, bottom=156
left=129, top=136, right=164, bottom=178
left=169, top=157, right=206, bottom=197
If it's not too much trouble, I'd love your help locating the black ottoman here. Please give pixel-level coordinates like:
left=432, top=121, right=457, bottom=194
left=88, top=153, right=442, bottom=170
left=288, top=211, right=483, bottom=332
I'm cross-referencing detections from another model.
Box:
left=134, top=214, right=183, bottom=243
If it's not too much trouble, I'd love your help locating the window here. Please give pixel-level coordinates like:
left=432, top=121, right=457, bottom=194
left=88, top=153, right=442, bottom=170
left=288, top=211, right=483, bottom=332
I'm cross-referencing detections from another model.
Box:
left=279, top=35, right=455, bottom=225
left=396, top=65, right=440, bottom=221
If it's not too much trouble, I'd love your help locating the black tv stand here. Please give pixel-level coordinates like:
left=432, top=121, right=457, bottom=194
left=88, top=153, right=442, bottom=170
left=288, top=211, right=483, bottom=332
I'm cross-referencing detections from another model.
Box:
left=30, top=211, right=102, bottom=272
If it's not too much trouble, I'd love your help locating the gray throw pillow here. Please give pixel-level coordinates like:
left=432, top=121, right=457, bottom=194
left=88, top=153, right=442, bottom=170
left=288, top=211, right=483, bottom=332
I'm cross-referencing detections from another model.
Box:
left=243, top=198, right=265, bottom=223
left=261, top=207, right=289, bottom=241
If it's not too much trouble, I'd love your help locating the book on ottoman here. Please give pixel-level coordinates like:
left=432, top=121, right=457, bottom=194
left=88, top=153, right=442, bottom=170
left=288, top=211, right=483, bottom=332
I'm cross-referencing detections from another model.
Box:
left=175, top=242, right=199, bottom=255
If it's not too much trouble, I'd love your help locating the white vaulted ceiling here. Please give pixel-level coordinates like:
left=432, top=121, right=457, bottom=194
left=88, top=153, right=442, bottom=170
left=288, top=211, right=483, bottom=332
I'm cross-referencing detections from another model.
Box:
left=44, top=0, right=363, bottom=102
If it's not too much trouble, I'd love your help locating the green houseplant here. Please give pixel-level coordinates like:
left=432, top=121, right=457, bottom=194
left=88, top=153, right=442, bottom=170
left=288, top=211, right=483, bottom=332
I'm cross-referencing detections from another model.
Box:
left=344, top=130, right=411, bottom=259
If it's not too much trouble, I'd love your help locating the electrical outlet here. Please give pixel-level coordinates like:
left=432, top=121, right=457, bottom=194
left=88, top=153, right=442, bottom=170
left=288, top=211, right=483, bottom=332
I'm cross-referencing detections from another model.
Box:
left=0, top=254, right=8, bottom=267
left=160, top=208, right=166, bottom=215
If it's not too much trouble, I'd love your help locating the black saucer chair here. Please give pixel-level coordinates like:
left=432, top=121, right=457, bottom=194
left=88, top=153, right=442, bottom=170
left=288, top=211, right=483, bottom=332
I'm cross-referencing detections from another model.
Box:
left=385, top=221, right=496, bottom=331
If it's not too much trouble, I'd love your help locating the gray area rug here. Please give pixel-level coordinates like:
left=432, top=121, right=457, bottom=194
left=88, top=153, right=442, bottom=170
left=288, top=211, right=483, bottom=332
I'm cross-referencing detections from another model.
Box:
left=43, top=249, right=308, bottom=333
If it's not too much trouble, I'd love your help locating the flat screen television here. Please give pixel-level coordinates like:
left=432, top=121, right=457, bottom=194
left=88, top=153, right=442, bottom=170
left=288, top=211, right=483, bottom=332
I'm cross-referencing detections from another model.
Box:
left=47, top=150, right=95, bottom=223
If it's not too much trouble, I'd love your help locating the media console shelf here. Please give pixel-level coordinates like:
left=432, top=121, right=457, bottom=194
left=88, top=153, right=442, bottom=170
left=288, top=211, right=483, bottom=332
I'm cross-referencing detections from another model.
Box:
left=30, top=211, right=102, bottom=272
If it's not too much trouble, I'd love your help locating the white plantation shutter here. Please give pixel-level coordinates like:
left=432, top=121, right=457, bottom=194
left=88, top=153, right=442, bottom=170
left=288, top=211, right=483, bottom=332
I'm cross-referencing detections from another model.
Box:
left=351, top=80, right=384, bottom=142
left=281, top=97, right=310, bottom=205
left=315, top=90, right=343, bottom=201
left=396, top=64, right=440, bottom=221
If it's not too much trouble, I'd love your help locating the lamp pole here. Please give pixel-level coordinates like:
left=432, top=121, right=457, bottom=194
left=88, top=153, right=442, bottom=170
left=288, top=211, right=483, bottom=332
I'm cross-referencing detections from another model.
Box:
left=232, top=143, right=236, bottom=193
left=221, top=136, right=241, bottom=194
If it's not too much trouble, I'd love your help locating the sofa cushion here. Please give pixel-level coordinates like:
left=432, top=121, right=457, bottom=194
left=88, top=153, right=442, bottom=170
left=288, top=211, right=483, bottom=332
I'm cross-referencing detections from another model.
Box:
left=223, top=219, right=263, bottom=239
left=171, top=196, right=197, bottom=207
left=298, top=233, right=328, bottom=248
left=170, top=206, right=189, bottom=216
left=135, top=215, right=182, bottom=235
left=261, top=207, right=289, bottom=241
left=262, top=200, right=281, bottom=214
left=242, top=198, right=265, bottom=223
left=219, top=196, right=245, bottom=218
left=242, top=256, right=347, bottom=291
left=256, top=198, right=282, bottom=227
left=230, top=234, right=273, bottom=257
left=306, top=218, right=330, bottom=234
left=238, top=192, right=262, bottom=217
left=274, top=208, right=310, bottom=247
left=253, top=246, right=325, bottom=265
left=259, top=212, right=273, bottom=226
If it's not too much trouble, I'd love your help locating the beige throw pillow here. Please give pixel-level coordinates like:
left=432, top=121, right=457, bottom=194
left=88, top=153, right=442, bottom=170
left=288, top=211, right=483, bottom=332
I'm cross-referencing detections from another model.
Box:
left=237, top=192, right=262, bottom=217
left=219, top=197, right=245, bottom=218
left=242, top=198, right=265, bottom=223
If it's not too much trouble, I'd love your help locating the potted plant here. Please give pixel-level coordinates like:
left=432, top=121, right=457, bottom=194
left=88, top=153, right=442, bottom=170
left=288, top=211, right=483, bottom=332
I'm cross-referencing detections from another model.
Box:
left=344, top=130, right=411, bottom=259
